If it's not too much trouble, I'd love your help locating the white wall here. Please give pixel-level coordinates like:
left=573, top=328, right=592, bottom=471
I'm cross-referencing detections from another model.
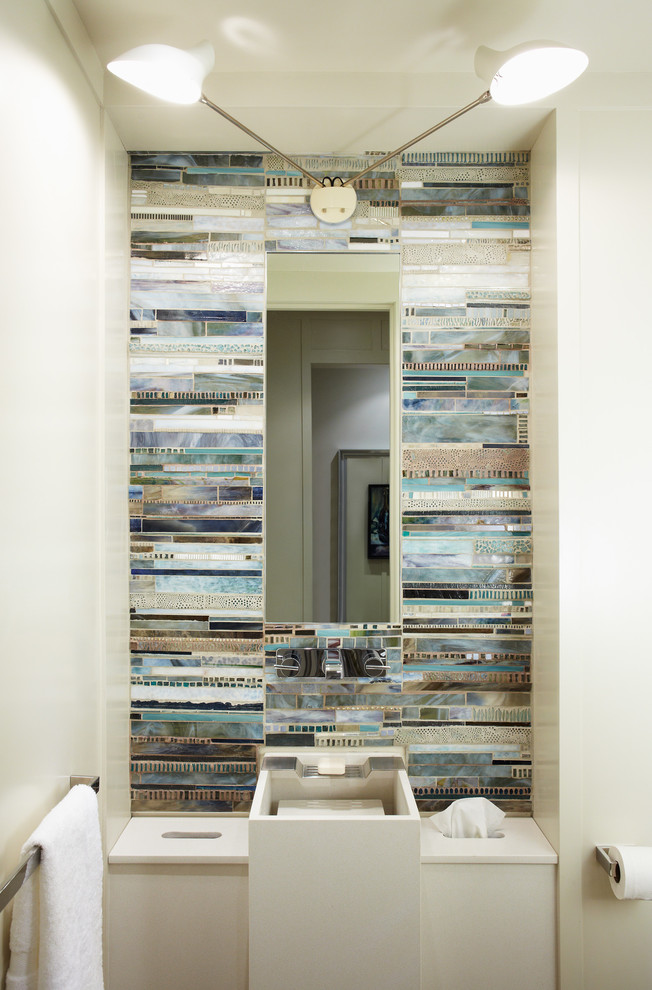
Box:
left=102, top=114, right=131, bottom=851
left=0, top=0, right=129, bottom=980
left=532, top=106, right=652, bottom=990
left=530, top=111, right=561, bottom=854
left=573, top=107, right=652, bottom=990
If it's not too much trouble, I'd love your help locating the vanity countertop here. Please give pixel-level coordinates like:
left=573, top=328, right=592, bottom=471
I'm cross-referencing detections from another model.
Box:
left=109, top=815, right=557, bottom=866
left=420, top=816, right=557, bottom=864
left=109, top=816, right=250, bottom=865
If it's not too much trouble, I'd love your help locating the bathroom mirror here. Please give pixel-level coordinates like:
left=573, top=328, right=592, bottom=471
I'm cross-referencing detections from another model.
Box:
left=265, top=253, right=400, bottom=623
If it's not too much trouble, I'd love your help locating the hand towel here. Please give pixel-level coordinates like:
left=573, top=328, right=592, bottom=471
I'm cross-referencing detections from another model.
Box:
left=431, top=797, right=505, bottom=838
left=6, top=784, right=104, bottom=990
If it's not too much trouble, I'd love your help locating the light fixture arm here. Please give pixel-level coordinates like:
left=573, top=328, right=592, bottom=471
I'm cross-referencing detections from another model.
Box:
left=341, top=90, right=493, bottom=187
left=199, top=94, right=324, bottom=186
left=109, top=35, right=588, bottom=225
left=199, top=89, right=493, bottom=192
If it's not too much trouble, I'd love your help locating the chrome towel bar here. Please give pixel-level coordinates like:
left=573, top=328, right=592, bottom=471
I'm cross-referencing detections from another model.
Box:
left=0, top=775, right=99, bottom=914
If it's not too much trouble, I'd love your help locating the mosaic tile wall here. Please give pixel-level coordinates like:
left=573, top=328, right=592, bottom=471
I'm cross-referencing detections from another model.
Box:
left=129, top=150, right=532, bottom=814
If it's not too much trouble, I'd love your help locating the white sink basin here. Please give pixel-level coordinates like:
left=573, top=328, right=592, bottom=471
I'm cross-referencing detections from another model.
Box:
left=249, top=747, right=420, bottom=990
left=276, top=798, right=385, bottom=817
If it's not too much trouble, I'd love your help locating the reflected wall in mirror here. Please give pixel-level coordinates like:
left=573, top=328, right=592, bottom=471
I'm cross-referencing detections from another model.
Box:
left=267, top=312, right=389, bottom=621
left=337, top=449, right=390, bottom=622
left=265, top=254, right=400, bottom=624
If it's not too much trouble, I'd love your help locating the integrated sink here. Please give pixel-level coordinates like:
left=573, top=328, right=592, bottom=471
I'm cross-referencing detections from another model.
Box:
left=249, top=747, right=421, bottom=990
left=250, top=751, right=416, bottom=815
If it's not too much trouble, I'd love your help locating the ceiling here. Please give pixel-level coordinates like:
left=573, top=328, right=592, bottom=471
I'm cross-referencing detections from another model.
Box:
left=73, top=0, right=652, bottom=154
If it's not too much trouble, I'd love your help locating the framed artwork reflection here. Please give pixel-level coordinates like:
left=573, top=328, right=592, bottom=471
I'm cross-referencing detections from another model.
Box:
left=367, top=484, right=389, bottom=559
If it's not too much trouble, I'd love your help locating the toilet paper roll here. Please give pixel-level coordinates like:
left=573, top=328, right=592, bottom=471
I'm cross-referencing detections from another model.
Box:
left=608, top=845, right=652, bottom=900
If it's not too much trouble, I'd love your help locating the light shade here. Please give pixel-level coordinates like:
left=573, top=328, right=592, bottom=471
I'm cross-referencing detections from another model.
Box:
left=107, top=41, right=215, bottom=104
left=475, top=41, right=588, bottom=106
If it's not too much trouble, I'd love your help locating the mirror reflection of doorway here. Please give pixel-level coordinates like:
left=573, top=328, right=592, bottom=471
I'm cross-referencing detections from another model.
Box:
left=336, top=449, right=390, bottom=623
left=313, top=370, right=390, bottom=622
left=266, top=310, right=389, bottom=622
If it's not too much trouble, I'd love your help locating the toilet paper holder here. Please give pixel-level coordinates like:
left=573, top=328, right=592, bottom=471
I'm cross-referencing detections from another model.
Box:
left=596, top=845, right=621, bottom=882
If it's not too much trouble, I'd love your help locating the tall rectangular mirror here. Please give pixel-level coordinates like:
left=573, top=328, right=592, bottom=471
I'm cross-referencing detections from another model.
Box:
left=265, top=253, right=400, bottom=623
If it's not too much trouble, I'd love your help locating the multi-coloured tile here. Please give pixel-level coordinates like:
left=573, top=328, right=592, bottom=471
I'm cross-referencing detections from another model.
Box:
left=129, top=151, right=531, bottom=814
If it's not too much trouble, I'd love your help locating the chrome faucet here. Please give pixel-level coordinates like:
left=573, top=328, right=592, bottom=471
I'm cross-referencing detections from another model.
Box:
left=274, top=647, right=388, bottom=679
left=323, top=648, right=344, bottom=679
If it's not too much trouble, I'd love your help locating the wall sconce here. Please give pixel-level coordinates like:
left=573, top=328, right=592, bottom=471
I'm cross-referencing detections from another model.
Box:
left=108, top=39, right=588, bottom=224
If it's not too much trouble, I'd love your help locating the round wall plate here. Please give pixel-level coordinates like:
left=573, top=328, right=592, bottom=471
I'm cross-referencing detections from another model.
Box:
left=310, top=184, right=357, bottom=223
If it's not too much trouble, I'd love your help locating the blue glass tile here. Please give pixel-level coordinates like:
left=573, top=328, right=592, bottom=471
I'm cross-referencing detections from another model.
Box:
left=128, top=151, right=534, bottom=816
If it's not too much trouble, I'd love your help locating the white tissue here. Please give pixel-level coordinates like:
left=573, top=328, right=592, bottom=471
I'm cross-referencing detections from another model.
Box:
left=431, top=797, right=505, bottom=838
left=608, top=845, right=652, bottom=899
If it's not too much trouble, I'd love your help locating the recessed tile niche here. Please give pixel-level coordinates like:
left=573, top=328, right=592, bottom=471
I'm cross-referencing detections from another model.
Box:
left=129, top=150, right=532, bottom=815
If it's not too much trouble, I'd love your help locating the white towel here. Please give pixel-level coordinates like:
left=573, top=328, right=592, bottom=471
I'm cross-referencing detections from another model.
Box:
left=431, top=797, right=505, bottom=838
left=6, top=785, right=104, bottom=990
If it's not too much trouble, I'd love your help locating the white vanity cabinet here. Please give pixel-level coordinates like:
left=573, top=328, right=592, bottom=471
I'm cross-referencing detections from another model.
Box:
left=107, top=816, right=557, bottom=990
